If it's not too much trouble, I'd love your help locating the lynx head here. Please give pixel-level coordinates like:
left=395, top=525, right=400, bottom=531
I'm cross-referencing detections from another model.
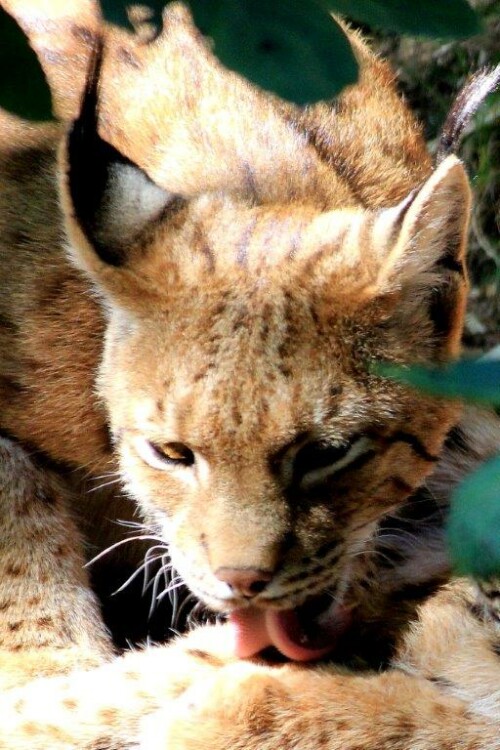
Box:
left=60, top=14, right=471, bottom=659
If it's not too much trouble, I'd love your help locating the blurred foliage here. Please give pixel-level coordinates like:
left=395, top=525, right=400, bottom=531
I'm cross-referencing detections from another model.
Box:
left=379, top=360, right=500, bottom=405
left=320, top=0, right=481, bottom=38
left=183, top=0, right=358, bottom=105
left=0, top=0, right=483, bottom=117
left=380, top=355, right=500, bottom=579
left=0, top=7, right=52, bottom=120
left=448, top=455, right=500, bottom=580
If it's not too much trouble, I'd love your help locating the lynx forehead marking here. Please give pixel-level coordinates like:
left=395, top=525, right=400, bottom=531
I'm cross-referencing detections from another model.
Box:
left=191, top=224, right=216, bottom=273
left=39, top=48, right=67, bottom=68
left=117, top=46, right=142, bottom=70
left=236, top=216, right=258, bottom=267
left=70, top=24, right=97, bottom=47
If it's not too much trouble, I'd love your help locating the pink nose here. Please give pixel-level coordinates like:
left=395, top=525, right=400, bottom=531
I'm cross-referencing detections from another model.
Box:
left=214, top=566, right=273, bottom=597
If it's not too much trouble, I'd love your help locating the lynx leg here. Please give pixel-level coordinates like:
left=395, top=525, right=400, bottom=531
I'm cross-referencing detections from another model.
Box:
left=0, top=436, right=113, bottom=689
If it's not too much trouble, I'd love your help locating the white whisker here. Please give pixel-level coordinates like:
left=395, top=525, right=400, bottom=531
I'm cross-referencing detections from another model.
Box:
left=148, top=561, right=172, bottom=618
left=154, top=570, right=187, bottom=623
left=141, top=547, right=170, bottom=595
left=112, top=553, right=165, bottom=596
left=84, top=535, right=163, bottom=568
left=156, top=578, right=186, bottom=602
left=173, top=592, right=198, bottom=630
left=89, top=477, right=123, bottom=493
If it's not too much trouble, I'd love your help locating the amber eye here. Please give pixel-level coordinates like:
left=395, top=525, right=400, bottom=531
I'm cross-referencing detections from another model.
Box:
left=150, top=442, right=195, bottom=467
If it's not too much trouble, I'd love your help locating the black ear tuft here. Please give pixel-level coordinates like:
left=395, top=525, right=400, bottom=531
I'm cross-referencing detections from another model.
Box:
left=67, top=45, right=174, bottom=267
left=437, top=65, right=500, bottom=163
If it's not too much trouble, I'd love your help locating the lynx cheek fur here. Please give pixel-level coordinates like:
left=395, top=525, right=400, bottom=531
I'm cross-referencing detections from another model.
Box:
left=0, top=3, right=498, bottom=748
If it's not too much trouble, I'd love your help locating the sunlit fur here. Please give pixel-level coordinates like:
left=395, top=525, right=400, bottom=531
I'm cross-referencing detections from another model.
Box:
left=0, top=2, right=498, bottom=748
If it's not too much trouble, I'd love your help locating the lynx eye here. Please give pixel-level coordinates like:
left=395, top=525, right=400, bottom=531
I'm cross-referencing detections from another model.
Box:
left=150, top=442, right=195, bottom=466
left=294, top=437, right=372, bottom=487
left=135, top=438, right=196, bottom=471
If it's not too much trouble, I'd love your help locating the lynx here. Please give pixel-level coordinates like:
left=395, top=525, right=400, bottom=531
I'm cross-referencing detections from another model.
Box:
left=0, top=2, right=498, bottom=748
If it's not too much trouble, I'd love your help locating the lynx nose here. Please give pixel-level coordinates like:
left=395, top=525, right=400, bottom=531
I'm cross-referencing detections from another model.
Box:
left=215, top=566, right=273, bottom=598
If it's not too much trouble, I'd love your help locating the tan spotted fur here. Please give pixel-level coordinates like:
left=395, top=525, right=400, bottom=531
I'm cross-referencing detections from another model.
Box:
left=0, top=2, right=498, bottom=748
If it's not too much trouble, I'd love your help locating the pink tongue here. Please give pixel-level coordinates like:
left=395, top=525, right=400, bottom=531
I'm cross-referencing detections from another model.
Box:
left=228, top=606, right=346, bottom=662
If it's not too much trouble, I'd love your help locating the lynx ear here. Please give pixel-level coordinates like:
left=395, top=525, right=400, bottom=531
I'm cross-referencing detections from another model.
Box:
left=374, top=155, right=471, bottom=357
left=62, top=49, right=176, bottom=270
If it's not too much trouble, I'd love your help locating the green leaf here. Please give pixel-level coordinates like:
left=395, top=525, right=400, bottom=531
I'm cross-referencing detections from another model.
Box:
left=377, top=360, right=500, bottom=405
left=0, top=8, right=53, bottom=121
left=190, top=0, right=358, bottom=104
left=448, top=455, right=500, bottom=579
left=320, top=0, right=481, bottom=39
left=99, top=0, right=358, bottom=105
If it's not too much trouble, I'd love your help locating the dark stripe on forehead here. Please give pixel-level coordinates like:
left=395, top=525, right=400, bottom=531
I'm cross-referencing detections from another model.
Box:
left=243, top=160, right=258, bottom=201
left=193, top=225, right=215, bottom=272
left=236, top=217, right=258, bottom=267
left=306, top=137, right=367, bottom=207
left=288, top=224, right=305, bottom=261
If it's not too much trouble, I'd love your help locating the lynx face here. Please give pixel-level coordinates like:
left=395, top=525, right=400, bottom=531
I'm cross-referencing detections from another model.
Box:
left=101, top=270, right=455, bottom=615
left=61, top=34, right=470, bottom=658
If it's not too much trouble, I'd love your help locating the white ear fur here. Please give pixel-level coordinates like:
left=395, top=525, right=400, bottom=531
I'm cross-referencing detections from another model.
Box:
left=376, top=155, right=471, bottom=290
left=370, top=156, right=472, bottom=358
